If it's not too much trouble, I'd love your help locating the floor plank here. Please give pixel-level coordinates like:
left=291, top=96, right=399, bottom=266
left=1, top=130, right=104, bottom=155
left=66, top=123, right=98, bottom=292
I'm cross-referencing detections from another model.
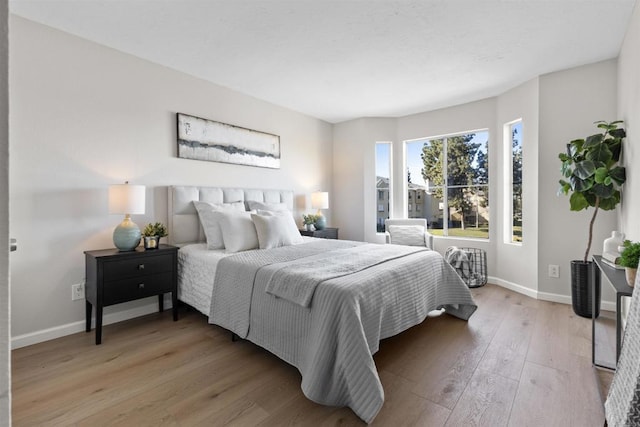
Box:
left=12, top=284, right=606, bottom=426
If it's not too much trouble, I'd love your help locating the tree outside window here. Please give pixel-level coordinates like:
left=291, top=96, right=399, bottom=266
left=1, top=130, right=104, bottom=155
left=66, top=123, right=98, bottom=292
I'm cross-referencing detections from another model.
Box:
left=510, top=121, right=523, bottom=242
left=406, top=131, right=489, bottom=239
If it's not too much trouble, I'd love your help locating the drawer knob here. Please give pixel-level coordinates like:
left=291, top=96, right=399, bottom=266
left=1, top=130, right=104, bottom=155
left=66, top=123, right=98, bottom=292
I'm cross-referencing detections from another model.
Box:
left=138, top=264, right=145, bottom=270
left=138, top=283, right=145, bottom=289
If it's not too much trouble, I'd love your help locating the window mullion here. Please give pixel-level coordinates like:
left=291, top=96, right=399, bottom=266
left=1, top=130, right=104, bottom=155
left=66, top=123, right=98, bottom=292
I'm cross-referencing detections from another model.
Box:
left=443, top=137, right=448, bottom=237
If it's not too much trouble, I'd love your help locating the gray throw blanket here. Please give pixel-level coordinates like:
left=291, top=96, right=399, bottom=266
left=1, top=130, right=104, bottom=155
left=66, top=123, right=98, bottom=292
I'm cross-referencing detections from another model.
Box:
left=263, top=243, right=428, bottom=307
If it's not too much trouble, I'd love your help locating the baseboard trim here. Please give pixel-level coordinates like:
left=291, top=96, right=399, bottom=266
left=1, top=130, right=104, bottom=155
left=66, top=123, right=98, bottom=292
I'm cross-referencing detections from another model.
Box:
left=11, top=301, right=173, bottom=349
left=488, top=276, right=616, bottom=312
left=488, top=276, right=538, bottom=300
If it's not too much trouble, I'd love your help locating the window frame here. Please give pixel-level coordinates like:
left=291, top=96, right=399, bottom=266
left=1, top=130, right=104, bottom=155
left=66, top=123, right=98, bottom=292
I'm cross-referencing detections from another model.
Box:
left=404, top=129, right=490, bottom=240
left=375, top=141, right=393, bottom=234
left=504, top=119, right=523, bottom=245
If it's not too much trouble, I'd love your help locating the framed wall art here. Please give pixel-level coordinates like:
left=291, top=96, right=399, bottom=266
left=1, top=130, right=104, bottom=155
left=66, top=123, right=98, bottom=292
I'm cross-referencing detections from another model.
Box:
left=177, top=113, right=281, bottom=169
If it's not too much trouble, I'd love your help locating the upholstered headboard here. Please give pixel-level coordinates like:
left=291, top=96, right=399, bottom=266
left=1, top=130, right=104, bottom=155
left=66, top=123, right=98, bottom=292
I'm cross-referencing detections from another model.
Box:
left=167, top=185, right=295, bottom=246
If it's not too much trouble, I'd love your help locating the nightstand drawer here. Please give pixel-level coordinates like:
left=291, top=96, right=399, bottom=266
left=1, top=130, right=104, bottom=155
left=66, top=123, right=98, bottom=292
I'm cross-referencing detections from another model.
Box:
left=103, top=273, right=173, bottom=306
left=103, top=253, right=173, bottom=281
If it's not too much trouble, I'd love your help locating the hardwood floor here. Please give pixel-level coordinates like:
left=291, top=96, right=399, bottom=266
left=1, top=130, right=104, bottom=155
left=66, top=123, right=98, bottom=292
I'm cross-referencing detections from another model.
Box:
left=12, top=285, right=606, bottom=426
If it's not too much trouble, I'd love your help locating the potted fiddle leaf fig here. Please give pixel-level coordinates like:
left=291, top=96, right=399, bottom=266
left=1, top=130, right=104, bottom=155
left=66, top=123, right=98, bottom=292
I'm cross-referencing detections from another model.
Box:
left=558, top=120, right=626, bottom=318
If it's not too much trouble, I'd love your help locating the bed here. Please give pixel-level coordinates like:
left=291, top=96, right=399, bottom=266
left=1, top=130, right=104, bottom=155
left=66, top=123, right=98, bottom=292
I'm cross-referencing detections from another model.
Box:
left=168, top=185, right=477, bottom=423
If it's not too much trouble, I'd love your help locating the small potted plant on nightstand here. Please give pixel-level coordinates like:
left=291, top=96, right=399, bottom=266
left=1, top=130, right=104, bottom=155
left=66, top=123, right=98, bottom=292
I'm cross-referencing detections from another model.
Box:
left=142, top=222, right=168, bottom=249
left=619, top=240, right=640, bottom=287
left=302, top=214, right=317, bottom=231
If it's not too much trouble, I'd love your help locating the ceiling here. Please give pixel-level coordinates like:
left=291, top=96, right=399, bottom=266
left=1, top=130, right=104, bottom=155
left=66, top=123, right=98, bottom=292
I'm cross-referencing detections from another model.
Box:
left=9, top=0, right=638, bottom=123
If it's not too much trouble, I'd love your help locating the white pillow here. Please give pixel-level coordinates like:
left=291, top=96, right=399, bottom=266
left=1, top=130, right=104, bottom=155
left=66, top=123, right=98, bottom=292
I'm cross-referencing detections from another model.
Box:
left=257, top=210, right=304, bottom=244
left=218, top=211, right=259, bottom=253
left=252, top=211, right=304, bottom=249
left=246, top=201, right=288, bottom=212
left=193, top=200, right=245, bottom=249
left=388, top=225, right=426, bottom=247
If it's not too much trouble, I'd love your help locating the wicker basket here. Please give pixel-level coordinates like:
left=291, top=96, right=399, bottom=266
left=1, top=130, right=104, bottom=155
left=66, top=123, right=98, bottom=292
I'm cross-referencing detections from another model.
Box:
left=445, top=247, right=487, bottom=288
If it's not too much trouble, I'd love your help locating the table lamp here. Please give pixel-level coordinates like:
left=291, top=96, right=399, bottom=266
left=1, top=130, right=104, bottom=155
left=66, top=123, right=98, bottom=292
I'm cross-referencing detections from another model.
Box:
left=311, top=191, right=329, bottom=230
left=109, top=182, right=145, bottom=251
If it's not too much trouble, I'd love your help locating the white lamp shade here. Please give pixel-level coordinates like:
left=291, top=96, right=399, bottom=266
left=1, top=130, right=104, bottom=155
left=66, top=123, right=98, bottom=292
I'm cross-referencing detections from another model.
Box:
left=108, top=184, right=146, bottom=215
left=311, top=191, right=329, bottom=210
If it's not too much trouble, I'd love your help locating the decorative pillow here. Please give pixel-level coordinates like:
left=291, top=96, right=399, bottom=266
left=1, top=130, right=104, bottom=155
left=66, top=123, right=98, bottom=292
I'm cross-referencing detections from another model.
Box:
left=217, top=211, right=259, bottom=253
left=252, top=211, right=304, bottom=249
left=388, top=225, right=427, bottom=247
left=246, top=201, right=288, bottom=212
left=193, top=200, right=245, bottom=249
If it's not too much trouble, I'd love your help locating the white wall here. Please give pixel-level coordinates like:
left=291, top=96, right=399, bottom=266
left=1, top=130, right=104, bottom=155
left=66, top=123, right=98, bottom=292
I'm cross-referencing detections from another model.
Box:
left=538, top=60, right=619, bottom=302
left=9, top=16, right=333, bottom=345
left=333, top=118, right=396, bottom=242
left=619, top=2, right=640, bottom=242
left=494, top=78, right=539, bottom=296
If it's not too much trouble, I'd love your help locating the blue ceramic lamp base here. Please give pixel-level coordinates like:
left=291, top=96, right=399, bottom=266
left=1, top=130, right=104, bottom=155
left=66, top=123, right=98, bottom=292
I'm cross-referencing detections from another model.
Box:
left=315, top=213, right=326, bottom=230
left=113, top=215, right=141, bottom=251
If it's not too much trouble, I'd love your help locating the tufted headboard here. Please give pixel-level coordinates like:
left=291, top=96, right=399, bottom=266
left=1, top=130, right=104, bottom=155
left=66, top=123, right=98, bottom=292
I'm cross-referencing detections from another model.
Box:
left=167, top=185, right=295, bottom=246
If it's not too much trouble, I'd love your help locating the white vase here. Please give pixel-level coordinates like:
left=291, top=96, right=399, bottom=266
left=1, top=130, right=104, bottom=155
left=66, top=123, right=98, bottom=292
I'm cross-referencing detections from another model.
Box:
left=603, top=231, right=625, bottom=257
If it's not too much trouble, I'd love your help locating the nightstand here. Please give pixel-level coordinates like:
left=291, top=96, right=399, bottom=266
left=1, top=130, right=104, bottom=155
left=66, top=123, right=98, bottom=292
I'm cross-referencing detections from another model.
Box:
left=299, top=227, right=339, bottom=239
left=84, top=244, right=179, bottom=344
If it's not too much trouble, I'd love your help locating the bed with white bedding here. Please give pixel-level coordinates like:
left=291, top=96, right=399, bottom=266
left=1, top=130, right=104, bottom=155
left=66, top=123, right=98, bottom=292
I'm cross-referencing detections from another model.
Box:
left=169, top=185, right=477, bottom=423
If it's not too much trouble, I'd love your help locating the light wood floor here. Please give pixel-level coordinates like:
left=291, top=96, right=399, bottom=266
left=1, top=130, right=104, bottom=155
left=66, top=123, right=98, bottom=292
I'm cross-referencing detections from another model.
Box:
left=12, top=284, right=606, bottom=426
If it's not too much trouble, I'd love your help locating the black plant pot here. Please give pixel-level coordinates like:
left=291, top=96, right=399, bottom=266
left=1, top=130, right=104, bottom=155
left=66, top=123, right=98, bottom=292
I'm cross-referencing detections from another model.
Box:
left=570, top=260, right=600, bottom=318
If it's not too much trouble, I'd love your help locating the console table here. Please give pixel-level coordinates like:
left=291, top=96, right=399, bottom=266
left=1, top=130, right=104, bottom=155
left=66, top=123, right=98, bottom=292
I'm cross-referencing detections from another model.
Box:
left=592, top=255, right=633, bottom=370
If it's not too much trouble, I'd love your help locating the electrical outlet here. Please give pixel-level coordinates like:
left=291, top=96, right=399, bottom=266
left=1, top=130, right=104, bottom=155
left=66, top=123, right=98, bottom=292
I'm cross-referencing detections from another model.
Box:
left=548, top=264, right=560, bottom=278
left=72, top=283, right=84, bottom=300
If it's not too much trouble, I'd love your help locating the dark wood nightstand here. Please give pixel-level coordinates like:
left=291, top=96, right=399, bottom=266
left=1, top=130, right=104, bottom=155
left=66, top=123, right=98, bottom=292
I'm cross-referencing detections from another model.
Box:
left=84, top=244, right=179, bottom=345
left=299, top=227, right=339, bottom=239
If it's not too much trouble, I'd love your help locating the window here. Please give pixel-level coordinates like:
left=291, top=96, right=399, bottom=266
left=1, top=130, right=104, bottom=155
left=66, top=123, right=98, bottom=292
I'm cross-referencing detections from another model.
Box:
left=506, top=120, right=523, bottom=243
left=376, top=142, right=392, bottom=233
left=405, top=130, right=489, bottom=239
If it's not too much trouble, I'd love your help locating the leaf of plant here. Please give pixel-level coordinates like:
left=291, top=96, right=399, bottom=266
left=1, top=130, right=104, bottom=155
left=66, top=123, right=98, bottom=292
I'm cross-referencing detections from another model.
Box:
left=569, top=140, right=584, bottom=156
left=574, top=160, right=596, bottom=179
left=592, top=183, right=613, bottom=199
left=594, top=167, right=608, bottom=184
left=584, top=134, right=604, bottom=148
left=608, top=140, right=622, bottom=161
left=586, top=144, right=612, bottom=163
left=609, top=166, right=626, bottom=185
left=569, top=192, right=589, bottom=211
left=599, top=191, right=620, bottom=210
left=571, top=175, right=592, bottom=192
left=609, top=128, right=626, bottom=138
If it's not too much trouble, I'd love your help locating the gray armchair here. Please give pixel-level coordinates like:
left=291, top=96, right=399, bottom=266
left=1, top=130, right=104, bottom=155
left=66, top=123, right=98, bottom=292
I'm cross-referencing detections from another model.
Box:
left=384, top=218, right=434, bottom=249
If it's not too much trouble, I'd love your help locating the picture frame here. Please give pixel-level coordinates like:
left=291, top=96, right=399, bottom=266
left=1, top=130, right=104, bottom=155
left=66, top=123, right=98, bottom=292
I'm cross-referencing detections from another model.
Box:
left=177, top=113, right=281, bottom=169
